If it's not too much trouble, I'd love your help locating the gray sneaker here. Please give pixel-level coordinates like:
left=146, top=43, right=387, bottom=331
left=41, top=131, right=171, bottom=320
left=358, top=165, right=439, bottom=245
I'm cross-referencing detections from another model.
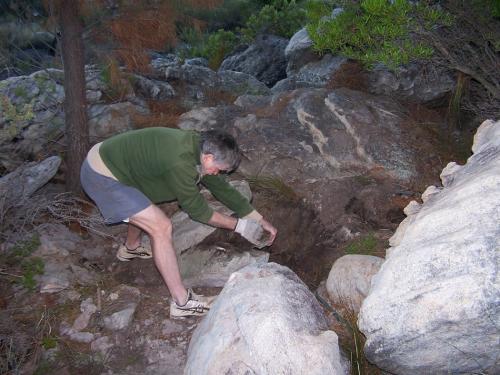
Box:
left=170, top=289, right=213, bottom=318
left=116, top=244, right=152, bottom=261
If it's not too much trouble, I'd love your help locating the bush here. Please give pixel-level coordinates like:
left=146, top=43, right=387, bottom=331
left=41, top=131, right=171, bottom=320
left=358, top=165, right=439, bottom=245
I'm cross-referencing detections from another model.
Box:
left=306, top=0, right=452, bottom=70
left=179, top=28, right=239, bottom=69
left=181, top=0, right=272, bottom=31
left=243, top=0, right=307, bottom=40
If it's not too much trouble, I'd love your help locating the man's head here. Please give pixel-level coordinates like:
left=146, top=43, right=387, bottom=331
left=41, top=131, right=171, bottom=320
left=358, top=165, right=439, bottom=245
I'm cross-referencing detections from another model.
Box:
left=199, top=130, right=241, bottom=175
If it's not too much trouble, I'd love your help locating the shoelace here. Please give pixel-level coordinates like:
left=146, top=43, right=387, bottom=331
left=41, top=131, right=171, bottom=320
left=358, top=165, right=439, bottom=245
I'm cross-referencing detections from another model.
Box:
left=126, top=249, right=150, bottom=256
left=176, top=304, right=209, bottom=313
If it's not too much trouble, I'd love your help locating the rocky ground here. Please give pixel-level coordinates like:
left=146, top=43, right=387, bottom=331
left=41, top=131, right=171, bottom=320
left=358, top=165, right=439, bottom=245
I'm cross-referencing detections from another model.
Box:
left=0, top=178, right=396, bottom=374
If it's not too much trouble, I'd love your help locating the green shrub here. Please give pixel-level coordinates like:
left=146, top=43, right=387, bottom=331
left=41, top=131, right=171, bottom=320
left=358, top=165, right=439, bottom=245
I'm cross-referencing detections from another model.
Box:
left=306, top=0, right=451, bottom=70
left=345, top=233, right=377, bottom=255
left=205, top=29, right=239, bottom=69
left=10, top=235, right=41, bottom=258
left=179, top=28, right=239, bottom=69
left=243, top=0, right=306, bottom=40
left=19, top=257, right=44, bottom=290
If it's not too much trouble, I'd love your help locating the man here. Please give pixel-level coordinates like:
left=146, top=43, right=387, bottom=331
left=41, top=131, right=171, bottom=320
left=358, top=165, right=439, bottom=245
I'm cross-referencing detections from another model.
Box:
left=80, top=127, right=277, bottom=317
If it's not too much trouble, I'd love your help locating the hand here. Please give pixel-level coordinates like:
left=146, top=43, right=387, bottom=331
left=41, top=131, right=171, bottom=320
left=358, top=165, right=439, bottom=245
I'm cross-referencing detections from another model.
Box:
left=260, top=218, right=277, bottom=246
left=235, top=218, right=266, bottom=248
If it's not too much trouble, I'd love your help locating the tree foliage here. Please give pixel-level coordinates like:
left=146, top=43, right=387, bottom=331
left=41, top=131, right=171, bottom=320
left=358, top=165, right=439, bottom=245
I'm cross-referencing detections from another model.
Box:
left=306, top=0, right=452, bottom=70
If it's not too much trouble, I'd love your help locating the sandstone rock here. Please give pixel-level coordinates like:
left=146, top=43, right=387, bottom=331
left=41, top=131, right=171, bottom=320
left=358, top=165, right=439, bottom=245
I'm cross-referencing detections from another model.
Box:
left=0, top=156, right=61, bottom=208
left=68, top=331, right=95, bottom=343
left=102, top=285, right=141, bottom=331
left=38, top=260, right=72, bottom=293
left=150, top=55, right=182, bottom=75
left=179, top=243, right=269, bottom=287
left=103, top=304, right=137, bottom=331
left=165, top=63, right=270, bottom=98
left=36, top=223, right=80, bottom=256
left=88, top=102, right=149, bottom=141
left=72, top=298, right=97, bottom=331
left=326, top=254, right=384, bottom=313
left=284, top=27, right=318, bottom=75
left=220, top=35, right=288, bottom=87
left=132, top=74, right=176, bottom=100
left=185, top=262, right=349, bottom=375
left=367, top=63, right=455, bottom=105
left=91, top=336, right=113, bottom=355
left=179, top=87, right=442, bottom=233
left=358, top=119, right=500, bottom=374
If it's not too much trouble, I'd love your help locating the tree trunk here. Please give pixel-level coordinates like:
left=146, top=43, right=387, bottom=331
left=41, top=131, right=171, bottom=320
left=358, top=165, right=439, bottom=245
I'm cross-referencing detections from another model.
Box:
left=59, top=0, right=89, bottom=196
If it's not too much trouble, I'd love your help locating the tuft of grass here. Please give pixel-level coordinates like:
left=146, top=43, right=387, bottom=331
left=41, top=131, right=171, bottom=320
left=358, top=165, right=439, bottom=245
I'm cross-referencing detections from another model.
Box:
left=316, top=292, right=382, bottom=374
left=10, top=235, right=41, bottom=258
left=447, top=71, right=469, bottom=130
left=0, top=235, right=43, bottom=290
left=41, top=336, right=57, bottom=350
left=345, top=233, right=377, bottom=255
left=247, top=175, right=298, bottom=202
left=99, top=58, right=132, bottom=102
left=19, top=257, right=44, bottom=290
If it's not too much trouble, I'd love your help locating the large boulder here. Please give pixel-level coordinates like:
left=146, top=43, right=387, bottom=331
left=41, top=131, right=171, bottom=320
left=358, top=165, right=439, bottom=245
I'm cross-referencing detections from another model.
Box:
left=219, top=35, right=288, bottom=87
left=185, top=262, right=348, bottom=375
left=164, top=62, right=270, bottom=109
left=87, top=101, right=149, bottom=141
left=0, top=156, right=61, bottom=208
left=165, top=63, right=270, bottom=96
left=326, top=254, right=384, bottom=313
left=366, top=62, right=456, bottom=105
left=284, top=27, right=318, bottom=76
left=272, top=54, right=347, bottom=93
left=178, top=87, right=444, bottom=232
left=358, top=119, right=500, bottom=374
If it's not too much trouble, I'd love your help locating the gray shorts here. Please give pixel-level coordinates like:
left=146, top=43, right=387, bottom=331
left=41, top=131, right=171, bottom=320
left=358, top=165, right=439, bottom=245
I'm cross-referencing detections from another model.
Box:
left=80, top=159, right=151, bottom=224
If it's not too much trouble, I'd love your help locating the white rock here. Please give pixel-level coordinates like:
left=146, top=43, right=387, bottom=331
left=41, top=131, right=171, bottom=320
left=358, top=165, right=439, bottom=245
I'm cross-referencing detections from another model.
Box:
left=72, top=298, right=97, bottom=331
left=103, top=304, right=137, bottom=331
left=68, top=331, right=95, bottom=343
left=326, top=254, right=384, bottom=313
left=185, top=262, right=349, bottom=375
left=91, top=336, right=113, bottom=355
left=358, top=119, right=500, bottom=374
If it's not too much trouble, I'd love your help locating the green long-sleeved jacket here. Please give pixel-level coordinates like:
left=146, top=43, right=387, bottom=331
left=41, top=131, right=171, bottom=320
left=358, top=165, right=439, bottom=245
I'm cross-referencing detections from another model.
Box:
left=99, top=127, right=253, bottom=224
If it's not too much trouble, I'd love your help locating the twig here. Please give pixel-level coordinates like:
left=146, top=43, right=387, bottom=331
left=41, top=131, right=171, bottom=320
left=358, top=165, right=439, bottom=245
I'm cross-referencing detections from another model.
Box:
left=0, top=269, right=22, bottom=278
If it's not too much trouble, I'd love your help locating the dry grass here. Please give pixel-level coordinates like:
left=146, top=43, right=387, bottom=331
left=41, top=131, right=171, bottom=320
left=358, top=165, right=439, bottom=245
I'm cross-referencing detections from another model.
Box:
left=132, top=99, right=186, bottom=129
left=0, top=191, right=113, bottom=244
left=326, top=61, right=369, bottom=92
left=247, top=175, right=298, bottom=203
left=108, top=3, right=178, bottom=74
left=253, top=92, right=294, bottom=119
left=316, top=292, right=382, bottom=375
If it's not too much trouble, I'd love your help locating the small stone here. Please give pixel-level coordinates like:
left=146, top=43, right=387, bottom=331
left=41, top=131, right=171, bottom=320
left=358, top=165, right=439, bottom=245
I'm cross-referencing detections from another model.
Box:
left=103, top=304, right=137, bottom=331
left=91, top=336, right=113, bottom=355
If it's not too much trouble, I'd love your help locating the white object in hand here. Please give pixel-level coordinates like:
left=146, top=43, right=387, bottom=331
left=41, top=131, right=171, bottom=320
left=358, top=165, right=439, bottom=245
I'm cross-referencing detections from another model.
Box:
left=235, top=218, right=266, bottom=248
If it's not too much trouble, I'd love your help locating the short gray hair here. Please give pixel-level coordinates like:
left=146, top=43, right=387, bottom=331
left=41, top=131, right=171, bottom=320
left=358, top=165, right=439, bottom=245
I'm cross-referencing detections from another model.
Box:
left=200, top=130, right=241, bottom=171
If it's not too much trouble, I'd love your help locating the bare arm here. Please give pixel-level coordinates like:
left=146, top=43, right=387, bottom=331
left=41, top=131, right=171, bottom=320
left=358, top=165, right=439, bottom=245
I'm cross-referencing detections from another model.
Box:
left=208, top=211, right=278, bottom=247
left=207, top=211, right=238, bottom=230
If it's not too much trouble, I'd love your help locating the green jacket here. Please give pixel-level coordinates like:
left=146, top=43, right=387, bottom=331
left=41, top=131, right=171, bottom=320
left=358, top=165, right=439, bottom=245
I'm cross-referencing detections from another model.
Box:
left=99, top=127, right=253, bottom=224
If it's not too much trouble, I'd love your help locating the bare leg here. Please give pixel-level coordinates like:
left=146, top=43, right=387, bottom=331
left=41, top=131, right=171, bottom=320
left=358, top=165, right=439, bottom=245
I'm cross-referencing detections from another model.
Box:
left=125, top=223, right=142, bottom=250
left=128, top=204, right=187, bottom=305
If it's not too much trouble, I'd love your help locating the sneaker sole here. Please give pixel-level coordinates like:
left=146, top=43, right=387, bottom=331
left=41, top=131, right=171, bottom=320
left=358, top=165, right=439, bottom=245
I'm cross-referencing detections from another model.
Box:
left=116, top=248, right=152, bottom=262
left=170, top=308, right=209, bottom=318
